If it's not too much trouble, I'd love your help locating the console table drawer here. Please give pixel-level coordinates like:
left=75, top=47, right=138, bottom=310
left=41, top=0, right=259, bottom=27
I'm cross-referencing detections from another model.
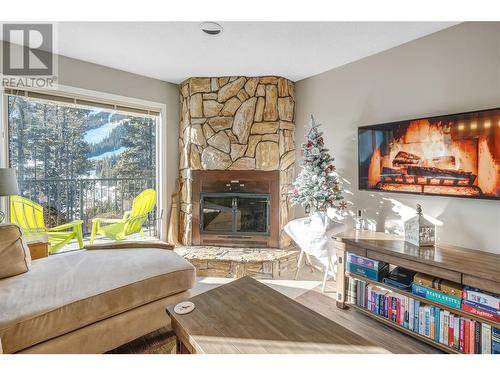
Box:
left=344, top=244, right=367, bottom=257
left=366, top=250, right=462, bottom=283
left=462, top=274, right=500, bottom=294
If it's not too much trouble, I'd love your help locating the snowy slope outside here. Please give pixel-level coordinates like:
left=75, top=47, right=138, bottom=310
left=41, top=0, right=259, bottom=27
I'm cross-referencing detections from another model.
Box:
left=88, top=147, right=126, bottom=161
left=84, top=121, right=123, bottom=144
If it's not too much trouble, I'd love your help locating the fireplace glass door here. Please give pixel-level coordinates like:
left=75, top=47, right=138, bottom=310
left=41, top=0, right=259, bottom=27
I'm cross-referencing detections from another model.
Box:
left=201, top=193, right=270, bottom=235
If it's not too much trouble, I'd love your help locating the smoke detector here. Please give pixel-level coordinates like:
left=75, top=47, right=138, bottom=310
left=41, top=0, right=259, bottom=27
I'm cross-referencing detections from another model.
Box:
left=200, top=21, right=223, bottom=36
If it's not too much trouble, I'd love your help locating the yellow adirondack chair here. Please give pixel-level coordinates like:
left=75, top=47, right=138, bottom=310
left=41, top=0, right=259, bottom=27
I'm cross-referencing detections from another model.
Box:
left=10, top=195, right=84, bottom=254
left=89, top=189, right=156, bottom=245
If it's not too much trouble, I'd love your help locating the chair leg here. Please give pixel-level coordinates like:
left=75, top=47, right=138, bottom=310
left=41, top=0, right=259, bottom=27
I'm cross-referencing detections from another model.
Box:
left=322, top=256, right=335, bottom=293
left=75, top=224, right=84, bottom=249
left=304, top=253, right=315, bottom=273
left=331, top=257, right=337, bottom=282
left=294, top=250, right=305, bottom=280
left=90, top=221, right=98, bottom=245
left=322, top=263, right=329, bottom=292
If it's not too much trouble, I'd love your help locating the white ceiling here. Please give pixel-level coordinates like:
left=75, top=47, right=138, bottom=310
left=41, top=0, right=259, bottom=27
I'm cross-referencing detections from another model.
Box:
left=49, top=22, right=458, bottom=83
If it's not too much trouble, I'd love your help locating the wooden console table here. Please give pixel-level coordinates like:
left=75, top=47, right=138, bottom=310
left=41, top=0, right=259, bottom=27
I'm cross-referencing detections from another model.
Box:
left=334, top=230, right=500, bottom=353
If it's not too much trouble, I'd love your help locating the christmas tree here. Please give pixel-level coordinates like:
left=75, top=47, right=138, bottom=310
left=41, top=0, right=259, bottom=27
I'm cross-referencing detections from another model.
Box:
left=290, top=115, right=346, bottom=213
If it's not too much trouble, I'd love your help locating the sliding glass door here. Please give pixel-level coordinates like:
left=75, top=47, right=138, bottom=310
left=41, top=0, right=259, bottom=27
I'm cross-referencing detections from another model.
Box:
left=6, top=92, right=160, bottom=250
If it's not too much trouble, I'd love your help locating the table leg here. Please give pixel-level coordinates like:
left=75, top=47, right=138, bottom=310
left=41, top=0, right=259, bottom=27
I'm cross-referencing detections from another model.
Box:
left=177, top=339, right=191, bottom=354
left=335, top=241, right=346, bottom=308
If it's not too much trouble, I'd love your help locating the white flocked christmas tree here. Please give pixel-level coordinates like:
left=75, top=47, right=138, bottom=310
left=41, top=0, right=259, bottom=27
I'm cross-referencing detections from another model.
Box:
left=290, top=115, right=346, bottom=214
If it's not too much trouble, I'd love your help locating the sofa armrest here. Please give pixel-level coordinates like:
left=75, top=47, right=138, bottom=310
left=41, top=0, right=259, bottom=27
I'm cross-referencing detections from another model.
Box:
left=85, top=241, right=174, bottom=251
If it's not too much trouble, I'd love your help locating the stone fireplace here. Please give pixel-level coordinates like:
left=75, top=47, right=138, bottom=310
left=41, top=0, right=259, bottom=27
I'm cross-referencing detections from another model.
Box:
left=178, top=76, right=296, bottom=248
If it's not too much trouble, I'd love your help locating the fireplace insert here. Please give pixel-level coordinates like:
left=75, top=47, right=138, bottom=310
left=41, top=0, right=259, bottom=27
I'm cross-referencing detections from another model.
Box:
left=200, top=192, right=270, bottom=235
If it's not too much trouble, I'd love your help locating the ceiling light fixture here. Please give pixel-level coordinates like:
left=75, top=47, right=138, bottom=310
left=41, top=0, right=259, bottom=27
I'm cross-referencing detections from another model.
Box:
left=200, top=21, right=223, bottom=36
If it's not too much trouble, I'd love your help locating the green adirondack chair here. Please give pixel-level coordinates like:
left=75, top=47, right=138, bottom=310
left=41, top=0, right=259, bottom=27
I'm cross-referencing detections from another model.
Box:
left=89, top=188, right=156, bottom=245
left=10, top=195, right=84, bottom=254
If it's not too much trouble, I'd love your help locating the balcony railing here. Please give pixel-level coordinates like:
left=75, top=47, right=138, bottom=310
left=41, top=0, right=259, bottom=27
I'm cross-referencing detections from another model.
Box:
left=17, top=177, right=158, bottom=236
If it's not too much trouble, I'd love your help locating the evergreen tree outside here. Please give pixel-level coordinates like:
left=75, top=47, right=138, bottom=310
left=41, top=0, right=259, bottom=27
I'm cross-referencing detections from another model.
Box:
left=289, top=116, right=347, bottom=214
left=113, top=117, right=156, bottom=178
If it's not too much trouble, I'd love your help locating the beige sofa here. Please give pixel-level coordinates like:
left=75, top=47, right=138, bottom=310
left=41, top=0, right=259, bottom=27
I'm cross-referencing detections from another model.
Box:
left=0, top=236, right=195, bottom=354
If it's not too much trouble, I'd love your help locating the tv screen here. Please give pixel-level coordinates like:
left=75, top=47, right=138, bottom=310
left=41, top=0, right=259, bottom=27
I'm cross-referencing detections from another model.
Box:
left=358, top=108, right=500, bottom=200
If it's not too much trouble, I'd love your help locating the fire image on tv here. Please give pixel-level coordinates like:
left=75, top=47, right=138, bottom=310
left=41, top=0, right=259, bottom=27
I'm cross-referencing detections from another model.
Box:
left=358, top=108, right=500, bottom=199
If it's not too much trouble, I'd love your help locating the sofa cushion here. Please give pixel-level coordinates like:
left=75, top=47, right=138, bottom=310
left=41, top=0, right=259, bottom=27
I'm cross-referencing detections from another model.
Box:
left=0, top=248, right=195, bottom=353
left=0, top=224, right=31, bottom=279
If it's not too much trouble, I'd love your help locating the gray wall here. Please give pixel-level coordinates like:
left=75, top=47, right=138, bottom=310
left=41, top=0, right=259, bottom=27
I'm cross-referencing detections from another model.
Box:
left=295, top=22, right=500, bottom=253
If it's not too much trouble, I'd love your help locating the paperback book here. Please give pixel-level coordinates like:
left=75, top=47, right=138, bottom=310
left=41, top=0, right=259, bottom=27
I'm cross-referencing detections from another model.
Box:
left=412, top=283, right=462, bottom=309
left=463, top=286, right=500, bottom=311
left=462, top=300, right=500, bottom=323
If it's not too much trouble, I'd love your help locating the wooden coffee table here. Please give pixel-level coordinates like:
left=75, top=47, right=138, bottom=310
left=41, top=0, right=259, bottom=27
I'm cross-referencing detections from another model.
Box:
left=166, top=276, right=388, bottom=354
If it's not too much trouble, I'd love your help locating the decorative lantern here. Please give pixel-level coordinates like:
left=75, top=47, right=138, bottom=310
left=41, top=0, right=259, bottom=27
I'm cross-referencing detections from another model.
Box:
left=404, top=204, right=436, bottom=247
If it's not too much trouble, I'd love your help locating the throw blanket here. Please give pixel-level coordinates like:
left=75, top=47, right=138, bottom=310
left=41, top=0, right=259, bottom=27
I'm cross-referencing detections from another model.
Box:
left=284, top=213, right=346, bottom=267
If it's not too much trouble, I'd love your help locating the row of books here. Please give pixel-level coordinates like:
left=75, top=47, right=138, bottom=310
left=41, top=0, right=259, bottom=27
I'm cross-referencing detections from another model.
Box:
left=348, top=278, right=500, bottom=354
left=413, top=271, right=500, bottom=321
left=347, top=252, right=500, bottom=324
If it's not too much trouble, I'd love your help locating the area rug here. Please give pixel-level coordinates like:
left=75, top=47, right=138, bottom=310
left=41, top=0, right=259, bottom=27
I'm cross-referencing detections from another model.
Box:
left=107, top=327, right=177, bottom=354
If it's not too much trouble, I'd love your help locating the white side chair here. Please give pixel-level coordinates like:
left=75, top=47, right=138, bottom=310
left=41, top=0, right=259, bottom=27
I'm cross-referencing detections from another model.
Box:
left=284, top=214, right=346, bottom=292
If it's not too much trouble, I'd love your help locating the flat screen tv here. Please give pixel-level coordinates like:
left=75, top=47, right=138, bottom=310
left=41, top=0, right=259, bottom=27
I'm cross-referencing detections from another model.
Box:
left=358, top=107, right=500, bottom=200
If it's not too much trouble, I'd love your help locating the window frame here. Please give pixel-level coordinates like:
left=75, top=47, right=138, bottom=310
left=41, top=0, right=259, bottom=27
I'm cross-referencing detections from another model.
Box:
left=0, top=84, right=168, bottom=241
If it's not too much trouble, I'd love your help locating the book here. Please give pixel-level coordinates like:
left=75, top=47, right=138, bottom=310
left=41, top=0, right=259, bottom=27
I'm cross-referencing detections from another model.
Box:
left=464, top=319, right=470, bottom=354
left=347, top=278, right=355, bottom=304
left=412, top=283, right=462, bottom=309
left=475, top=321, right=481, bottom=354
left=347, top=262, right=389, bottom=282
left=448, top=314, right=454, bottom=348
left=419, top=305, right=424, bottom=335
left=424, top=306, right=431, bottom=337
left=409, top=296, right=414, bottom=331
left=383, top=267, right=417, bottom=291
left=414, top=272, right=463, bottom=298
left=481, top=323, right=491, bottom=354
left=414, top=300, right=420, bottom=333
left=405, top=298, right=410, bottom=329
left=443, top=311, right=449, bottom=345
left=493, top=340, right=500, bottom=354
left=493, top=327, right=500, bottom=354
left=469, top=320, right=475, bottom=354
left=493, top=326, right=500, bottom=340
left=396, top=298, right=401, bottom=325
left=463, top=286, right=500, bottom=311
left=461, top=301, right=500, bottom=323
left=439, top=310, right=444, bottom=344
left=367, top=284, right=373, bottom=311
left=459, top=318, right=464, bottom=352
left=454, top=316, right=460, bottom=350
left=346, top=253, right=387, bottom=271
left=392, top=295, right=397, bottom=322
left=430, top=306, right=435, bottom=339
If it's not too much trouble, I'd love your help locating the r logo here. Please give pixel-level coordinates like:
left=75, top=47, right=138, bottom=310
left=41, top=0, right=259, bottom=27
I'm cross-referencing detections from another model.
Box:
left=3, top=24, right=53, bottom=76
